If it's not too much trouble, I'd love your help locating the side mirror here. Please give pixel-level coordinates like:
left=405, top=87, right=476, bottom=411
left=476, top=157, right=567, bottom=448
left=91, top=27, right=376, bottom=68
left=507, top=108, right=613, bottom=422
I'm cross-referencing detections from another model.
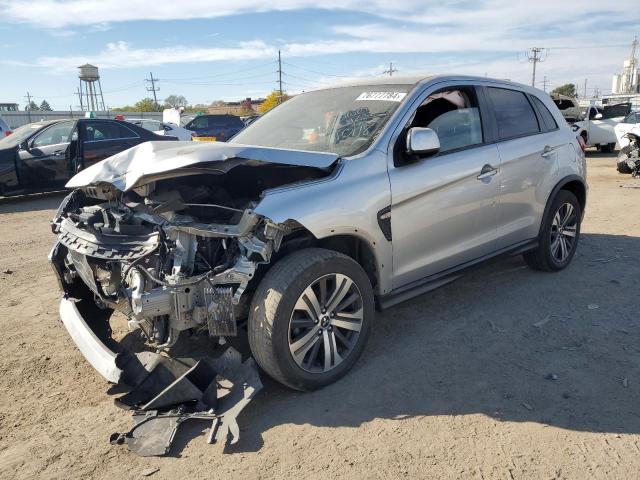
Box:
left=406, top=127, right=440, bottom=156
left=594, top=113, right=603, bottom=120
left=19, top=140, right=29, bottom=151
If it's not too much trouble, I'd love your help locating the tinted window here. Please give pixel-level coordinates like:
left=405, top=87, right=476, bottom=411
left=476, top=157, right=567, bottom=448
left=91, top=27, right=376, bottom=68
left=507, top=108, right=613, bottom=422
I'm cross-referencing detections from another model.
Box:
left=488, top=87, right=540, bottom=139
left=187, top=117, right=208, bottom=129
left=531, top=96, right=558, bottom=131
left=32, top=122, right=74, bottom=147
left=86, top=122, right=138, bottom=141
left=209, top=116, right=244, bottom=128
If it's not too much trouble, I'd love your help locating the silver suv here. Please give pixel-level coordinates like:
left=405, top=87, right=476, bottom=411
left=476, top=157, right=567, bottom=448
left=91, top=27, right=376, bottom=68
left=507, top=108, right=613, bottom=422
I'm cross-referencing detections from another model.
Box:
left=50, top=75, right=586, bottom=392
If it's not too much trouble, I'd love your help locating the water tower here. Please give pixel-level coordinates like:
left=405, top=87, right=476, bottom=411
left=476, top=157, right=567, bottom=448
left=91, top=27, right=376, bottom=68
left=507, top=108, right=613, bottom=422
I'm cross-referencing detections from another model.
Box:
left=78, top=63, right=106, bottom=111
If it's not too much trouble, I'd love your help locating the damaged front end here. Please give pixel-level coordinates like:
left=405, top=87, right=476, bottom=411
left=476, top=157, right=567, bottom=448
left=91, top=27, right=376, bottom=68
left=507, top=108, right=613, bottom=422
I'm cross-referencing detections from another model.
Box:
left=48, top=145, right=335, bottom=454
left=51, top=181, right=285, bottom=355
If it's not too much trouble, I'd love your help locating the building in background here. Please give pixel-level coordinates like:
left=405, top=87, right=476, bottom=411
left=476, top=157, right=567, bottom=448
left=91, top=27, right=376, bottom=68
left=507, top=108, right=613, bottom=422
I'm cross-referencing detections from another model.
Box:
left=603, top=37, right=640, bottom=109
left=207, top=98, right=264, bottom=115
left=0, top=103, right=19, bottom=112
left=611, top=37, right=639, bottom=95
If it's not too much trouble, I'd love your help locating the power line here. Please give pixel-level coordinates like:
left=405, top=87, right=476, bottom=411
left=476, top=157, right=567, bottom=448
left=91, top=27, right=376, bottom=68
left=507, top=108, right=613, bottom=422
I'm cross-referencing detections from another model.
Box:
left=382, top=62, right=398, bottom=77
left=145, top=72, right=160, bottom=109
left=162, top=61, right=276, bottom=82
left=277, top=50, right=283, bottom=104
left=163, top=71, right=271, bottom=86
left=282, top=61, right=351, bottom=78
left=525, top=47, right=547, bottom=87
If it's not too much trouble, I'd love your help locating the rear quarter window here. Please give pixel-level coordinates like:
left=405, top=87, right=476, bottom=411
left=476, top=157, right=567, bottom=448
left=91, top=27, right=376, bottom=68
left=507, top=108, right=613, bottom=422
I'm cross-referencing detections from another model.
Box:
left=488, top=87, right=540, bottom=140
left=531, top=96, right=558, bottom=131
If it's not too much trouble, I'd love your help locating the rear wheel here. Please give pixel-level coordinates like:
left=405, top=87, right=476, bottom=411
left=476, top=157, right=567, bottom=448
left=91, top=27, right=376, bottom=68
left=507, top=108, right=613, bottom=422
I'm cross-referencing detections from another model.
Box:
left=523, top=190, right=581, bottom=272
left=599, top=143, right=615, bottom=153
left=248, top=248, right=374, bottom=391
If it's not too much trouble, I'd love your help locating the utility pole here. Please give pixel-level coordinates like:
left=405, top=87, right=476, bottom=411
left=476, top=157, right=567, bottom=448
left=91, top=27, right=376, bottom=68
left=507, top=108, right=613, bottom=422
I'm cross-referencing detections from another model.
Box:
left=145, top=72, right=160, bottom=110
left=583, top=78, right=588, bottom=99
left=76, top=87, right=84, bottom=111
left=24, top=92, right=33, bottom=122
left=540, top=76, right=549, bottom=92
left=277, top=50, right=283, bottom=104
left=526, top=47, right=546, bottom=87
left=383, top=62, right=398, bottom=77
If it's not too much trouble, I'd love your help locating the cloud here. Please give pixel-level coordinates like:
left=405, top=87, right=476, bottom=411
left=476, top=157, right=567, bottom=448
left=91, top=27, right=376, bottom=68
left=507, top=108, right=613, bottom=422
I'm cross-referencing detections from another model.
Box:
left=1, top=0, right=638, bottom=31
left=30, top=39, right=276, bottom=71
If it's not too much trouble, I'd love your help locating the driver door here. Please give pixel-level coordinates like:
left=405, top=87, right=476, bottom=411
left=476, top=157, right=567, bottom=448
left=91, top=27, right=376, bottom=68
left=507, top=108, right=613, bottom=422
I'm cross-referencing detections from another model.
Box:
left=387, top=84, right=502, bottom=288
left=18, top=121, right=74, bottom=189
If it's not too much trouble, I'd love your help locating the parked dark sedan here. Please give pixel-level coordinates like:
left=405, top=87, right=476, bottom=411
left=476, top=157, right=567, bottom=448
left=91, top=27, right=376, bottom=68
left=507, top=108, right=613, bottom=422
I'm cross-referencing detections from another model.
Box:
left=184, top=114, right=245, bottom=142
left=0, top=118, right=176, bottom=196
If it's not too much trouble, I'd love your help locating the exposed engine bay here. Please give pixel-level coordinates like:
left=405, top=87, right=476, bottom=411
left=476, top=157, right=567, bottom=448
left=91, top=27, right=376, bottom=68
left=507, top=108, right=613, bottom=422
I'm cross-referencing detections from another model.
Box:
left=51, top=164, right=328, bottom=349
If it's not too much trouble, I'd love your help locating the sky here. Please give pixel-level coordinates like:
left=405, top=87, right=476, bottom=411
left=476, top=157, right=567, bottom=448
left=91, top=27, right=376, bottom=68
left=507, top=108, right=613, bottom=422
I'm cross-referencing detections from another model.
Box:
left=0, top=0, right=638, bottom=110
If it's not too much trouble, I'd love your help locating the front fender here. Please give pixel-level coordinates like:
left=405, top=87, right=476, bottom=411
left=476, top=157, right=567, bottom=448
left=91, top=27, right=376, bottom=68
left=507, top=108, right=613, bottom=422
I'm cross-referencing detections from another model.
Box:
left=254, top=153, right=394, bottom=295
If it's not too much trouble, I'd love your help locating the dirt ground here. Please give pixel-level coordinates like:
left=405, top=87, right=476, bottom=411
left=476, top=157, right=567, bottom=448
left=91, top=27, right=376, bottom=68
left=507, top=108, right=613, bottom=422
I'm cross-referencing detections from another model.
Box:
left=0, top=152, right=639, bottom=480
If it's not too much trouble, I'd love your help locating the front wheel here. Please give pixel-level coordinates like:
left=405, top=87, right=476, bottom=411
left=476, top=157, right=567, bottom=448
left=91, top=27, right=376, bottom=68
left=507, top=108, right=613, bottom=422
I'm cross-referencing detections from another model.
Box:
left=248, top=248, right=374, bottom=391
left=523, top=190, right=581, bottom=272
left=617, top=145, right=635, bottom=174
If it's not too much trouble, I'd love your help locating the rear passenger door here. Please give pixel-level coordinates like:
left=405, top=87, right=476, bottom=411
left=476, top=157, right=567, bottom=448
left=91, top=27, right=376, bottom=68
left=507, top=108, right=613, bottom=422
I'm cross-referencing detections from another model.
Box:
left=80, top=120, right=141, bottom=167
left=484, top=87, right=561, bottom=248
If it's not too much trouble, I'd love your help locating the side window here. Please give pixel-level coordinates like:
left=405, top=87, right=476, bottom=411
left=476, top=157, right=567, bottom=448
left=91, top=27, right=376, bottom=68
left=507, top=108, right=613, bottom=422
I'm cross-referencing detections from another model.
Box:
left=142, top=120, right=160, bottom=131
left=487, top=87, right=540, bottom=140
left=86, top=122, right=138, bottom=141
left=32, top=122, right=73, bottom=147
left=408, top=88, right=484, bottom=153
left=531, top=96, right=558, bottom=131
left=189, top=117, right=209, bottom=129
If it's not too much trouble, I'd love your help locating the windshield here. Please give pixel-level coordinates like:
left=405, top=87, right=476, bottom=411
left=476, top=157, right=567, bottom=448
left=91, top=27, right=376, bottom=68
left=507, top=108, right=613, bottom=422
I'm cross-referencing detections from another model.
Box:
left=0, top=122, right=46, bottom=148
left=231, top=85, right=413, bottom=156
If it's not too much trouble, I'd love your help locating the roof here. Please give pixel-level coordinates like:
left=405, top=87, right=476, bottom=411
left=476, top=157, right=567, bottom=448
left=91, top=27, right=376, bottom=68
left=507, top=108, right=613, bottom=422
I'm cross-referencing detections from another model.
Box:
left=309, top=74, right=534, bottom=92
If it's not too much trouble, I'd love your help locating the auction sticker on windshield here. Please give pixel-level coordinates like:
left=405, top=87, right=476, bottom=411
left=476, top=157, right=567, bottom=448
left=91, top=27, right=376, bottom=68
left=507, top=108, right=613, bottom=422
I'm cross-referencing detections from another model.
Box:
left=356, top=92, right=407, bottom=102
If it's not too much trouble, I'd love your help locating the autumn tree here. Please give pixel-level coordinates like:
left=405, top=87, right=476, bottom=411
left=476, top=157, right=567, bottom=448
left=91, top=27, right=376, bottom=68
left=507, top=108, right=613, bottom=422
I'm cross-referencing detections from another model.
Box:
left=259, top=91, right=291, bottom=114
left=551, top=84, right=578, bottom=98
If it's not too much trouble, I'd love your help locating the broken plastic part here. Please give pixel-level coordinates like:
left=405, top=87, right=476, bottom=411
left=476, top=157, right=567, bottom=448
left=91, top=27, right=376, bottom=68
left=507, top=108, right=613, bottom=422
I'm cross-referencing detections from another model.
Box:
left=111, top=347, right=262, bottom=456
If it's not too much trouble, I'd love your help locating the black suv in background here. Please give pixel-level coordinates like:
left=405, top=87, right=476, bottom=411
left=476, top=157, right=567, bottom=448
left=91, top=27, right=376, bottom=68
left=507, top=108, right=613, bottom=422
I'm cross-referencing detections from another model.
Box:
left=184, top=114, right=245, bottom=141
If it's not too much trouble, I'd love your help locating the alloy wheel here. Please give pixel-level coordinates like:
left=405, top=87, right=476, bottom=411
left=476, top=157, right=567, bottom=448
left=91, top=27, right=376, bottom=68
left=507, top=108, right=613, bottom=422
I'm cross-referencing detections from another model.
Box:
left=550, top=202, right=578, bottom=263
left=288, top=273, right=364, bottom=373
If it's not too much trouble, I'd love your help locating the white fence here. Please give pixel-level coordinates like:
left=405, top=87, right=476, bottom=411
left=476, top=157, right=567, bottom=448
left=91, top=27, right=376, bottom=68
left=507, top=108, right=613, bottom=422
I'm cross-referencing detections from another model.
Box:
left=2, top=111, right=163, bottom=129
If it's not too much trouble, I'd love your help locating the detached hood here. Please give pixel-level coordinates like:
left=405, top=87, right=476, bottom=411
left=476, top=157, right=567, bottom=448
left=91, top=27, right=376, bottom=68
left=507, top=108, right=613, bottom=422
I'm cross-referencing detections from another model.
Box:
left=66, top=141, right=339, bottom=192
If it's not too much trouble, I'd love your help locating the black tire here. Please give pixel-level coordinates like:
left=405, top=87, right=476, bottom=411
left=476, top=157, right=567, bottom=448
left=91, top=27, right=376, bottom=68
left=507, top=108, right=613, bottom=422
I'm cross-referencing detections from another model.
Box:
left=523, top=190, right=581, bottom=272
left=248, top=248, right=374, bottom=391
left=599, top=143, right=615, bottom=153
left=617, top=146, right=634, bottom=174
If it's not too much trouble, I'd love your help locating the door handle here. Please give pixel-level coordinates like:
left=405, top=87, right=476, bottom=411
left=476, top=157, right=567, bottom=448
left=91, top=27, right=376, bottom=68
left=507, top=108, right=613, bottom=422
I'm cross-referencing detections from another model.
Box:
left=53, top=150, right=64, bottom=156
left=477, top=164, right=498, bottom=180
left=541, top=145, right=556, bottom=158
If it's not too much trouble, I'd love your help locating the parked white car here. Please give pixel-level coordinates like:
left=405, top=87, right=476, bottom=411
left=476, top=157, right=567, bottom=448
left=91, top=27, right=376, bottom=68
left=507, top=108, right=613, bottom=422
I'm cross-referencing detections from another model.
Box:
left=552, top=95, right=630, bottom=152
left=614, top=110, right=640, bottom=149
left=126, top=118, right=194, bottom=141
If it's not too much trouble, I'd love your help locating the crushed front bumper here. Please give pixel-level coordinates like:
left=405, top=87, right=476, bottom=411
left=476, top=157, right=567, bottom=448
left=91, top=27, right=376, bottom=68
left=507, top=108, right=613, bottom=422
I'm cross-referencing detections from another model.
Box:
left=49, top=242, right=263, bottom=455
left=59, top=297, right=122, bottom=383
